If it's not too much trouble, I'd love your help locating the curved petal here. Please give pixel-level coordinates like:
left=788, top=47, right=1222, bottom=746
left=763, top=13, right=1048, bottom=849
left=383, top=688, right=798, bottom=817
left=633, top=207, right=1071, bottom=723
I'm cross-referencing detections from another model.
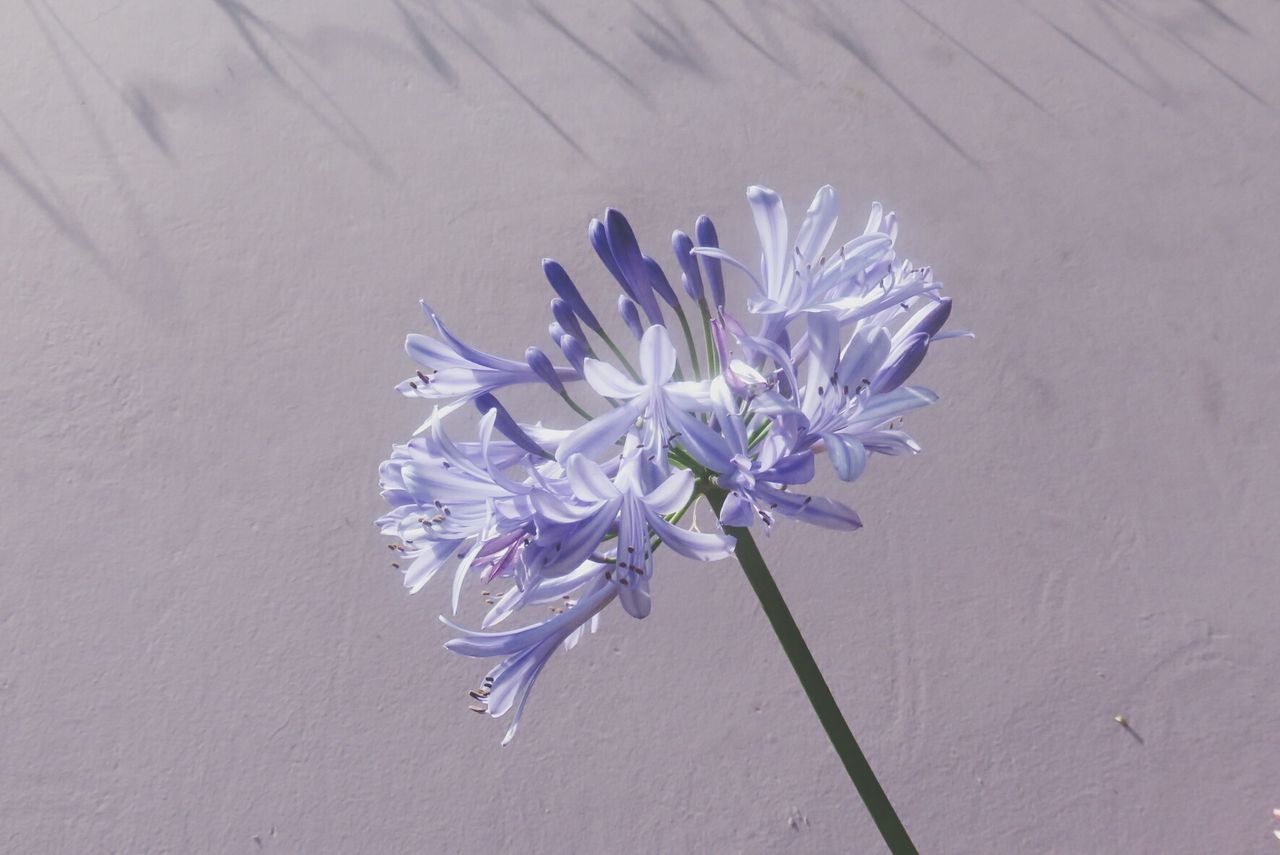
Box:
left=645, top=511, right=735, bottom=560
left=403, top=538, right=461, bottom=594
left=747, top=185, right=788, bottom=298
left=555, top=399, right=644, bottom=463
left=666, top=406, right=733, bottom=472
left=689, top=247, right=763, bottom=294
left=642, top=468, right=694, bottom=516
left=823, top=433, right=868, bottom=482
left=794, top=184, right=839, bottom=264
left=583, top=358, right=644, bottom=400
left=618, top=575, right=651, bottom=620
left=717, top=491, right=755, bottom=528
left=564, top=454, right=620, bottom=502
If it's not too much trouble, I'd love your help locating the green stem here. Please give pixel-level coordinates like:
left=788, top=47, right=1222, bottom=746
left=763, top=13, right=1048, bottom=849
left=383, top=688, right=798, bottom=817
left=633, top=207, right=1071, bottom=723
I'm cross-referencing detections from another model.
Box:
left=672, top=302, right=702, bottom=378
left=704, top=488, right=918, bottom=855
left=698, top=300, right=719, bottom=377
left=597, top=329, right=641, bottom=382
left=557, top=390, right=593, bottom=421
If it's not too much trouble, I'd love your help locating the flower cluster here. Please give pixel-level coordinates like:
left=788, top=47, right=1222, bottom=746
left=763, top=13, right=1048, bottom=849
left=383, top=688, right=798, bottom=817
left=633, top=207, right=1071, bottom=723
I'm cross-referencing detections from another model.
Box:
left=378, top=185, right=964, bottom=742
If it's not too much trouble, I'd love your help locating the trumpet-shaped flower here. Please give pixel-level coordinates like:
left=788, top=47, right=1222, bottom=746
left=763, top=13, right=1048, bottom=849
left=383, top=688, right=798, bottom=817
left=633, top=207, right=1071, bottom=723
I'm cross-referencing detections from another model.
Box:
left=378, top=187, right=962, bottom=741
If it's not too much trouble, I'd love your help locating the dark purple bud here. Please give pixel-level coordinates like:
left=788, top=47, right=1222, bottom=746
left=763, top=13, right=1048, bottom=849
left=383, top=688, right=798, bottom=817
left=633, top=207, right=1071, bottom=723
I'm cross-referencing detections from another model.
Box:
left=695, top=215, right=725, bottom=309
left=542, top=259, right=602, bottom=334
left=550, top=298, right=586, bottom=342
left=604, top=209, right=662, bottom=324
left=557, top=333, right=587, bottom=375
left=618, top=295, right=644, bottom=340
left=474, top=393, right=550, bottom=458
left=525, top=346, right=566, bottom=395
left=672, top=230, right=703, bottom=301
left=871, top=332, right=930, bottom=394
left=642, top=254, right=679, bottom=308
left=588, top=218, right=633, bottom=300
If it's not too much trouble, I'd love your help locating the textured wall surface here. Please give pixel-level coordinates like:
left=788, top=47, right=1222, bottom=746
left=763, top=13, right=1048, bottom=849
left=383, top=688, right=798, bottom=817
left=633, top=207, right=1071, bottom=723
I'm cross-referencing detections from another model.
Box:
left=3, top=1, right=1279, bottom=853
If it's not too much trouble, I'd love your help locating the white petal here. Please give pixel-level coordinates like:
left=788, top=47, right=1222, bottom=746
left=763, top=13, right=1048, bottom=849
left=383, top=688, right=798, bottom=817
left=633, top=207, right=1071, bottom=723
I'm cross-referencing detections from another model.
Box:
left=583, top=358, right=644, bottom=399
left=554, top=399, right=644, bottom=463
left=638, top=325, right=677, bottom=385
left=794, top=185, right=839, bottom=264
left=747, top=185, right=788, bottom=296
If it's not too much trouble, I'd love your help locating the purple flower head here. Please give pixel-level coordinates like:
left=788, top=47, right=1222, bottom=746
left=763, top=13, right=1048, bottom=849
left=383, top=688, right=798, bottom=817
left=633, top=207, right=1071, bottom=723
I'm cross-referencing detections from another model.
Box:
left=378, top=185, right=963, bottom=741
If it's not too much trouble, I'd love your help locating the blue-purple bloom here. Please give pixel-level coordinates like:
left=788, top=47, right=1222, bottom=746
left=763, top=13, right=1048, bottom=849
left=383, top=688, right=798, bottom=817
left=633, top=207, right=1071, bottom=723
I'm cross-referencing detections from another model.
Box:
left=378, top=185, right=963, bottom=742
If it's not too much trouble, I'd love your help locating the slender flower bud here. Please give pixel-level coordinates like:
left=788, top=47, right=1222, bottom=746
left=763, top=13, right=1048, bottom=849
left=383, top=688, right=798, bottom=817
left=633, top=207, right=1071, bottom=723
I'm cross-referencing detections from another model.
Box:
left=542, top=258, right=602, bottom=334
left=672, top=230, right=704, bottom=301
left=604, top=208, right=663, bottom=324
left=550, top=298, right=586, bottom=343
left=588, top=218, right=633, bottom=301
left=695, top=215, right=725, bottom=309
left=618, top=295, right=644, bottom=340
left=526, top=346, right=566, bottom=395
left=557, top=332, right=587, bottom=375
left=642, top=254, right=679, bottom=308
left=474, top=393, right=550, bottom=458
left=871, top=332, right=930, bottom=394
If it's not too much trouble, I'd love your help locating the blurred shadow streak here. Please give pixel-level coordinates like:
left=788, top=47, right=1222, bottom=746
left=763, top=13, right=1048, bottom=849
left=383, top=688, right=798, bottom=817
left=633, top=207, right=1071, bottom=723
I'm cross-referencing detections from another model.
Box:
left=1190, top=0, right=1249, bottom=36
left=207, top=0, right=391, bottom=175
left=807, top=2, right=983, bottom=171
left=630, top=1, right=710, bottom=77
left=1098, top=0, right=1270, bottom=108
left=1088, top=1, right=1175, bottom=100
left=38, top=0, right=174, bottom=159
left=892, top=0, right=1047, bottom=114
left=698, top=0, right=796, bottom=77
left=528, top=0, right=652, bottom=105
left=419, top=3, right=591, bottom=160
left=0, top=149, right=108, bottom=269
left=1024, top=6, right=1158, bottom=103
left=393, top=0, right=458, bottom=88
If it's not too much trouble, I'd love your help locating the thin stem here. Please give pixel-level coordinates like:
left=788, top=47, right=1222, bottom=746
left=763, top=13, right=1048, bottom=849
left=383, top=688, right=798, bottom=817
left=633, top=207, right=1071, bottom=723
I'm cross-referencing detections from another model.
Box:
left=698, top=300, right=719, bottom=377
left=557, top=390, right=593, bottom=421
left=597, top=329, right=641, bottom=382
left=703, top=488, right=918, bottom=855
left=672, top=302, right=702, bottom=377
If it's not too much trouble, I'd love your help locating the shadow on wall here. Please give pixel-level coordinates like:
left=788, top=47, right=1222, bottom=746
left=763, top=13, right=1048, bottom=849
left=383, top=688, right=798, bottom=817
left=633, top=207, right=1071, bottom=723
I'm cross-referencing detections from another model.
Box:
left=4, top=0, right=1274, bottom=270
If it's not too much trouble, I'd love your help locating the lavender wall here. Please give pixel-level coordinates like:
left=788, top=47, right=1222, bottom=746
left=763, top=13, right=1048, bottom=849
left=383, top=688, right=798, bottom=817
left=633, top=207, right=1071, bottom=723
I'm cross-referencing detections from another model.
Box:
left=3, top=2, right=1278, bottom=852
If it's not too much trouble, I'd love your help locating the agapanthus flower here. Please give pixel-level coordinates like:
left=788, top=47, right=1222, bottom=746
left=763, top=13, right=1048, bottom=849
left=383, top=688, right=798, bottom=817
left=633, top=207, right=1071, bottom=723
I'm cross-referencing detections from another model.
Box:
left=378, top=185, right=964, bottom=743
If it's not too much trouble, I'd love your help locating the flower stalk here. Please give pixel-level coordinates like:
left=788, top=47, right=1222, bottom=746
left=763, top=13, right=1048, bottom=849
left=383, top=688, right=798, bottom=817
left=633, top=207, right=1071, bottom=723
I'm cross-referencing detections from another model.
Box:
left=706, top=486, right=918, bottom=855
